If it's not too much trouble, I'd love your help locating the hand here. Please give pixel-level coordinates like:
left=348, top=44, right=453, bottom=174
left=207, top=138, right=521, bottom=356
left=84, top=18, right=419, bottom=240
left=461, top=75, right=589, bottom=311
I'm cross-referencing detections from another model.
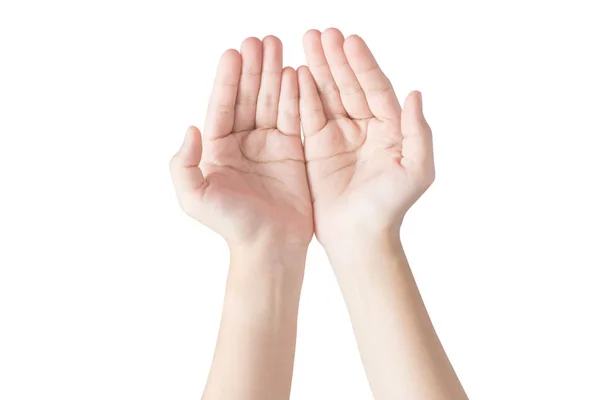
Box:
left=170, top=36, right=313, bottom=249
left=298, top=29, right=435, bottom=244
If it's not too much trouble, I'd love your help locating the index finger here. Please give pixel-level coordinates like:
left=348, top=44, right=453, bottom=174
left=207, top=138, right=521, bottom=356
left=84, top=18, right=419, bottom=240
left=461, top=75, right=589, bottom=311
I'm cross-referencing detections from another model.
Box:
left=344, top=35, right=402, bottom=120
left=204, top=49, right=242, bottom=139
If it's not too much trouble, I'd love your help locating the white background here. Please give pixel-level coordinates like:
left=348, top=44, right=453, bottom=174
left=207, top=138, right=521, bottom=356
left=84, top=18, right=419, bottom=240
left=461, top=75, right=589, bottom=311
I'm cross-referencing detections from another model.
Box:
left=1, top=0, right=599, bottom=399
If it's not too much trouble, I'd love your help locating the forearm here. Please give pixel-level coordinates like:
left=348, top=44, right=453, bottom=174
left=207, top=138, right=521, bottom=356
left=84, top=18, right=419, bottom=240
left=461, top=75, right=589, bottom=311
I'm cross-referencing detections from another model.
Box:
left=326, top=232, right=467, bottom=400
left=202, top=245, right=306, bottom=400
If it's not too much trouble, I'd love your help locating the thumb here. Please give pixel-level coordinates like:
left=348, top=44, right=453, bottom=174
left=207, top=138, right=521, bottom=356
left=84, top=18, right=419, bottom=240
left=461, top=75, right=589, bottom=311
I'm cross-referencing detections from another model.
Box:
left=170, top=125, right=206, bottom=194
left=401, top=91, right=429, bottom=138
left=400, top=92, right=434, bottom=180
left=177, top=125, right=203, bottom=167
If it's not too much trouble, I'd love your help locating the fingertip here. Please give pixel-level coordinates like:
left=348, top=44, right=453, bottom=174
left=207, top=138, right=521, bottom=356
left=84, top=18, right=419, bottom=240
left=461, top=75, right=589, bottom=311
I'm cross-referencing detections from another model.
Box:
left=303, top=29, right=321, bottom=46
left=323, top=27, right=343, bottom=37
left=261, top=35, right=283, bottom=69
left=219, top=48, right=242, bottom=68
left=343, top=34, right=365, bottom=53
left=182, top=125, right=199, bottom=148
left=322, top=29, right=345, bottom=55
left=188, top=124, right=200, bottom=136
left=401, top=91, right=430, bottom=138
left=304, top=29, right=321, bottom=39
left=180, top=126, right=203, bottom=164
left=296, top=65, right=313, bottom=84
left=405, top=91, right=423, bottom=113
left=414, top=90, right=423, bottom=111
left=241, top=36, right=262, bottom=51
left=322, top=27, right=344, bottom=43
left=281, top=67, right=298, bottom=89
left=345, top=34, right=362, bottom=43
left=221, top=48, right=240, bottom=59
left=171, top=126, right=198, bottom=169
left=242, top=36, right=261, bottom=44
left=262, top=35, right=282, bottom=48
left=282, top=66, right=298, bottom=83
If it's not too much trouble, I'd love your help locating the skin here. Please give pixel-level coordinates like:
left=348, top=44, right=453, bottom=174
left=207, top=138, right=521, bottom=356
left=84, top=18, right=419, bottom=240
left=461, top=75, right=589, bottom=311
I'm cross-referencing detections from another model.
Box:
left=299, top=29, right=435, bottom=243
left=171, top=29, right=468, bottom=400
left=171, top=36, right=312, bottom=249
left=170, top=36, right=310, bottom=400
left=299, top=28, right=468, bottom=399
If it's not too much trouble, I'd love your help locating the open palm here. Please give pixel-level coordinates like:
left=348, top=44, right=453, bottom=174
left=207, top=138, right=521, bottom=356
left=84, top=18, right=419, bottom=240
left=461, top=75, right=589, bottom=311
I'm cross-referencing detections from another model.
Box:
left=298, top=29, right=435, bottom=243
left=170, top=37, right=312, bottom=246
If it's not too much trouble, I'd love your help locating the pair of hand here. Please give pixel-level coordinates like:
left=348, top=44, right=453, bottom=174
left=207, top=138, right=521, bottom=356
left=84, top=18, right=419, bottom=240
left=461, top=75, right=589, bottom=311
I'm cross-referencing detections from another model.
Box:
left=170, top=28, right=434, bottom=251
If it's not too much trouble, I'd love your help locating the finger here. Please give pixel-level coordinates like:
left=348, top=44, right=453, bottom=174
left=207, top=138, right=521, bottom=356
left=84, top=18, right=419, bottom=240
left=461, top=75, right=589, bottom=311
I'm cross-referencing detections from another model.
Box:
left=401, top=91, right=430, bottom=137
left=255, top=35, right=283, bottom=129
left=303, top=29, right=347, bottom=119
left=169, top=126, right=206, bottom=195
left=344, top=35, right=402, bottom=120
left=233, top=37, right=262, bottom=132
left=204, top=49, right=242, bottom=139
left=277, top=67, right=300, bottom=136
left=298, top=65, right=327, bottom=135
left=400, top=91, right=434, bottom=168
left=321, top=28, right=372, bottom=119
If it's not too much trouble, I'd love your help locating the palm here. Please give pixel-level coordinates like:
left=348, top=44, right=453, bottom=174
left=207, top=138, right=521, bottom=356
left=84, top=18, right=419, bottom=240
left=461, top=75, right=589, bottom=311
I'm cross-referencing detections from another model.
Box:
left=298, top=29, right=434, bottom=241
left=201, top=127, right=311, bottom=242
left=171, top=37, right=312, bottom=245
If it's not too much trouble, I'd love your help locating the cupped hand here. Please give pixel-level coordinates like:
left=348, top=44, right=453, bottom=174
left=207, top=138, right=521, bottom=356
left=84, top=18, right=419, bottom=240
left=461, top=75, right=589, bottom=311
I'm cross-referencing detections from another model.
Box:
left=298, top=29, right=435, bottom=244
left=170, top=36, right=313, bottom=249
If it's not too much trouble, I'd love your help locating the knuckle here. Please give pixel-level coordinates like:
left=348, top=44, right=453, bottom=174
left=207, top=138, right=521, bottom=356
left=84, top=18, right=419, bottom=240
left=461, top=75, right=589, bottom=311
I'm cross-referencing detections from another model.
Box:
left=322, top=83, right=340, bottom=96
left=236, top=94, right=257, bottom=107
left=260, top=93, right=276, bottom=109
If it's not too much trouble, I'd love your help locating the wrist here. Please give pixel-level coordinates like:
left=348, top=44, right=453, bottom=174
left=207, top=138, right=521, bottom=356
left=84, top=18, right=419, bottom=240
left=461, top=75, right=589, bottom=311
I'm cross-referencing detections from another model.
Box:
left=321, top=226, right=401, bottom=257
left=316, top=209, right=404, bottom=248
left=225, top=244, right=306, bottom=322
left=228, top=240, right=308, bottom=279
left=322, top=232, right=405, bottom=277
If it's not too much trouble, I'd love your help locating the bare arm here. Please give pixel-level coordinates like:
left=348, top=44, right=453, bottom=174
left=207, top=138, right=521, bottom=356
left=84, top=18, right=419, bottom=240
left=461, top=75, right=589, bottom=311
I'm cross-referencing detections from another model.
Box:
left=203, top=247, right=305, bottom=400
left=326, top=234, right=467, bottom=399
left=170, top=36, right=312, bottom=400
left=299, top=28, right=468, bottom=399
